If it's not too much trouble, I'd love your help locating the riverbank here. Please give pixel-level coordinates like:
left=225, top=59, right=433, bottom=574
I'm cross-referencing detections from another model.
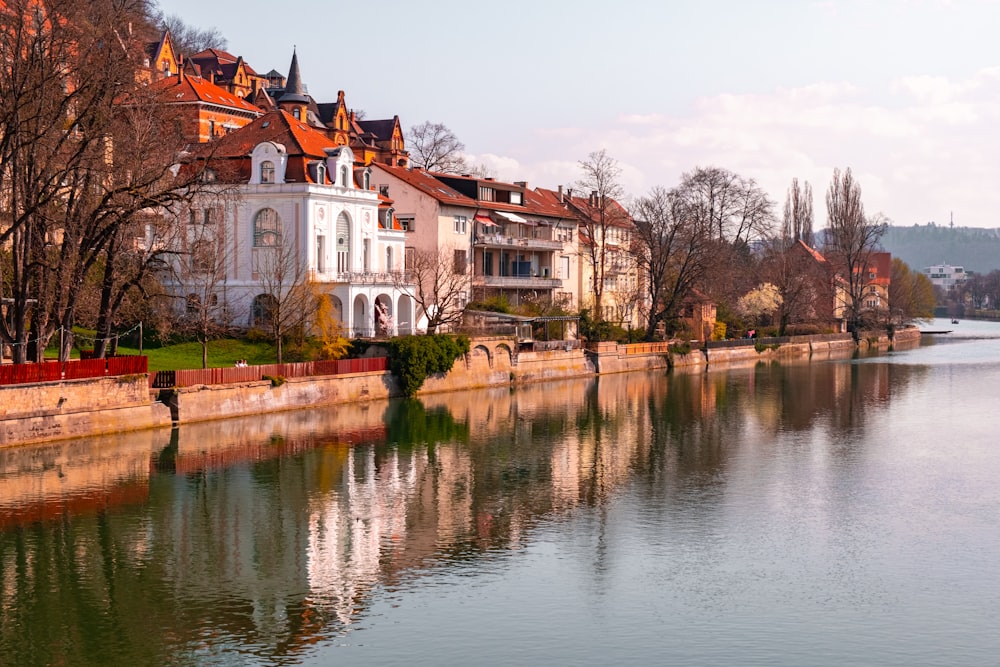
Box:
left=0, top=328, right=921, bottom=446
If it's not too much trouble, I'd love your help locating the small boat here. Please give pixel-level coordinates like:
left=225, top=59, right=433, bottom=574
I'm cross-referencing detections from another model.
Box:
left=951, top=319, right=959, bottom=324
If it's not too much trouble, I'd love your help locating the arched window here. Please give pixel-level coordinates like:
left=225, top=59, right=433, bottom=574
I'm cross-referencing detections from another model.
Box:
left=340, top=165, right=349, bottom=187
left=252, top=294, right=278, bottom=326
left=316, top=162, right=326, bottom=184
left=363, top=169, right=371, bottom=191
left=254, top=208, right=281, bottom=247
left=386, top=246, right=394, bottom=272
left=336, top=211, right=350, bottom=273
left=260, top=160, right=274, bottom=184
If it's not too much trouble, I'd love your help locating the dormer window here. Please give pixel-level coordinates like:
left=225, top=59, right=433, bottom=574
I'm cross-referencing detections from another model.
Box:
left=340, top=165, right=349, bottom=187
left=260, top=161, right=274, bottom=184
left=363, top=169, right=371, bottom=190
left=316, top=163, right=326, bottom=184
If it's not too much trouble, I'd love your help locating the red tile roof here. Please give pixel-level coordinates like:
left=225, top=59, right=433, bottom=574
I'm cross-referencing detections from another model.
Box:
left=152, top=74, right=261, bottom=114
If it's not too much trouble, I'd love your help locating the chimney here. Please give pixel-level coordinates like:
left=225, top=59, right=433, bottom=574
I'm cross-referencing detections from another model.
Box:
left=557, top=185, right=563, bottom=203
left=514, top=181, right=527, bottom=188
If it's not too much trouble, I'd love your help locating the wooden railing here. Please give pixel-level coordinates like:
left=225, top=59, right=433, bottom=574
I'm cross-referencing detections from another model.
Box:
left=0, top=355, right=148, bottom=386
left=149, top=356, right=388, bottom=389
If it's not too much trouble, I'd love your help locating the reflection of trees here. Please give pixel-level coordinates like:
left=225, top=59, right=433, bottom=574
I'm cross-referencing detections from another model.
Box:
left=0, top=358, right=929, bottom=663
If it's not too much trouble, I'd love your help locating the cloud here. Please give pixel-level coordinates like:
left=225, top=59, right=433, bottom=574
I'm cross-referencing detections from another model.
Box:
left=472, top=67, right=1000, bottom=228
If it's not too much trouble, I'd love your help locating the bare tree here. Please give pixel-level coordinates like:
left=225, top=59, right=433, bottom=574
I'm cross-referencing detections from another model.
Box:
left=394, top=246, right=468, bottom=334
left=760, top=238, right=834, bottom=334
left=0, top=0, right=207, bottom=363
left=406, top=121, right=468, bottom=174
left=254, top=230, right=316, bottom=364
left=673, top=166, right=776, bottom=246
left=573, top=149, right=631, bottom=321
left=630, top=186, right=714, bottom=340
left=171, top=204, right=234, bottom=369
left=782, top=178, right=814, bottom=246
left=153, top=12, right=227, bottom=56
left=823, top=167, right=888, bottom=334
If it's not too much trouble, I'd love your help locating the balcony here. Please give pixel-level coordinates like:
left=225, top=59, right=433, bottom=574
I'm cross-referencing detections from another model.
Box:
left=474, top=233, right=563, bottom=251
left=474, top=274, right=562, bottom=289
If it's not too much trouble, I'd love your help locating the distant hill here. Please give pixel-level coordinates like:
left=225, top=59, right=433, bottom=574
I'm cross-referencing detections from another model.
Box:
left=878, top=224, right=1000, bottom=275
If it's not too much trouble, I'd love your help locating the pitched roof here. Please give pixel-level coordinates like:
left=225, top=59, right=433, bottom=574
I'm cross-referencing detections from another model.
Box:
left=207, top=109, right=340, bottom=160
left=536, top=187, right=633, bottom=229
left=373, top=164, right=477, bottom=208
left=151, top=73, right=262, bottom=114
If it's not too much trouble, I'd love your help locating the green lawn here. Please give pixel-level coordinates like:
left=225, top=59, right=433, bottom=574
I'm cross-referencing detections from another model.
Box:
left=48, top=334, right=280, bottom=371
left=114, top=339, right=279, bottom=371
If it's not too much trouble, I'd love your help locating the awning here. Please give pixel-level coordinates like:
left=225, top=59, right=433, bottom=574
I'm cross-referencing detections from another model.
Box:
left=494, top=210, right=527, bottom=223
left=474, top=214, right=497, bottom=227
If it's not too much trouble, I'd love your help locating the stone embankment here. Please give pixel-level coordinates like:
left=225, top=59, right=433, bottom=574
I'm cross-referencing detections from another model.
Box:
left=0, top=328, right=921, bottom=447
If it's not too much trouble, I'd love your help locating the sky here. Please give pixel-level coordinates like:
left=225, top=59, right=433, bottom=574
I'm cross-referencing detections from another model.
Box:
left=156, top=0, right=1000, bottom=229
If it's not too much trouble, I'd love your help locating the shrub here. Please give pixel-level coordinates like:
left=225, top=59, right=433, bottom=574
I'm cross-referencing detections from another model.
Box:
left=385, top=334, right=470, bottom=397
left=262, top=374, right=286, bottom=387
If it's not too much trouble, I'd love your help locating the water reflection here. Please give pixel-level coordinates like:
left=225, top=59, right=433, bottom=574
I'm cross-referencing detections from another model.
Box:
left=0, top=331, right=993, bottom=665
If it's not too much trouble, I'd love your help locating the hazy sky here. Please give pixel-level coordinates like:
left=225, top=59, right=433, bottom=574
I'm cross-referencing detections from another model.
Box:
left=157, top=0, right=1000, bottom=228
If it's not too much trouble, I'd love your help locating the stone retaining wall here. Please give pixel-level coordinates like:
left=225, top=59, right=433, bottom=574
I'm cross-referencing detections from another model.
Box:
left=0, top=328, right=922, bottom=446
left=0, top=376, right=172, bottom=447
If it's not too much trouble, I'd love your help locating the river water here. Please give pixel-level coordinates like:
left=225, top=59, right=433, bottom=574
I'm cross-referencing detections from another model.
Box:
left=1, top=320, right=999, bottom=666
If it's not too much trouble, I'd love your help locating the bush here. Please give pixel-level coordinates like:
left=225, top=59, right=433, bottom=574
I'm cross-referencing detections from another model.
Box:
left=385, top=334, right=471, bottom=397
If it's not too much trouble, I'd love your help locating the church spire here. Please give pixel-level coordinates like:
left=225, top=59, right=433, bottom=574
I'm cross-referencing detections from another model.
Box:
left=278, top=48, right=309, bottom=105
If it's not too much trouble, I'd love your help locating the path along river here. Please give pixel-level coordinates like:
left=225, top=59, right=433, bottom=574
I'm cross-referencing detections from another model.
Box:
left=1, top=319, right=999, bottom=666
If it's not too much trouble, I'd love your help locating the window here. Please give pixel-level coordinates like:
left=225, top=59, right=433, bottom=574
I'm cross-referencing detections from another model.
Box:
left=203, top=208, right=214, bottom=225
left=363, top=239, right=370, bottom=272
left=260, top=160, right=274, bottom=184
left=484, top=252, right=493, bottom=276
left=340, top=165, right=350, bottom=187
left=405, top=247, right=415, bottom=269
left=316, top=235, right=326, bottom=274
left=188, top=209, right=197, bottom=225
left=870, top=286, right=877, bottom=294
left=336, top=211, right=350, bottom=273
left=479, top=186, right=495, bottom=201
left=253, top=208, right=281, bottom=247
left=453, top=249, right=467, bottom=274
left=386, top=246, right=394, bottom=272
left=253, top=294, right=277, bottom=326
left=191, top=240, right=213, bottom=273
left=363, top=169, right=371, bottom=190
left=379, top=184, right=390, bottom=197
left=209, top=119, right=216, bottom=137
left=560, top=256, right=570, bottom=280
left=399, top=216, right=414, bottom=232
left=186, top=293, right=200, bottom=313
left=510, top=191, right=522, bottom=205
left=454, top=215, right=467, bottom=234
left=316, top=163, right=326, bottom=184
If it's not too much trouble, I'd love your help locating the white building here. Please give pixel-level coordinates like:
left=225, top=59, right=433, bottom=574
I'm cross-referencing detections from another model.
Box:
left=171, top=106, right=417, bottom=338
left=923, top=264, right=967, bottom=290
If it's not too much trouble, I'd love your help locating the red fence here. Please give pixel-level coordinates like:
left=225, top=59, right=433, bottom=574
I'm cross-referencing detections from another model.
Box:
left=0, top=355, right=148, bottom=386
left=149, top=356, right=388, bottom=389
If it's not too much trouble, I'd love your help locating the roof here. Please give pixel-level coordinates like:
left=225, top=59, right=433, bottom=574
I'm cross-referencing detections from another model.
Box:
left=372, top=164, right=477, bottom=207
left=151, top=74, right=262, bottom=114
left=536, top=187, right=634, bottom=229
